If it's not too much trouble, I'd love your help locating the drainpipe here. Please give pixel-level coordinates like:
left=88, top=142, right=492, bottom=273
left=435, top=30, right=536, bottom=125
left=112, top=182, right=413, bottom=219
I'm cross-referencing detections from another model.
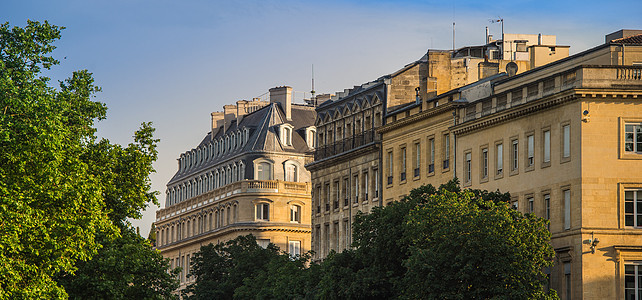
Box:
left=452, top=109, right=458, bottom=179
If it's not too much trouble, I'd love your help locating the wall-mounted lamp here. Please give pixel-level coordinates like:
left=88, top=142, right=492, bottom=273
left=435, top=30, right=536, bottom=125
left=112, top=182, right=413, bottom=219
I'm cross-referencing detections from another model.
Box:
left=588, top=232, right=599, bottom=253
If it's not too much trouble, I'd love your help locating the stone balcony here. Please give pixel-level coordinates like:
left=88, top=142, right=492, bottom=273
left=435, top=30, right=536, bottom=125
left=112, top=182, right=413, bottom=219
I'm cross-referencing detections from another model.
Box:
left=155, top=179, right=310, bottom=222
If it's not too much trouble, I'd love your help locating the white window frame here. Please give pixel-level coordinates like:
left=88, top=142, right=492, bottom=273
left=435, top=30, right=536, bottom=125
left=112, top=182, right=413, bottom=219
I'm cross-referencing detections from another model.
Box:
left=290, top=204, right=301, bottom=223
left=255, top=203, right=270, bottom=221
left=289, top=240, right=301, bottom=257
left=625, top=123, right=642, bottom=153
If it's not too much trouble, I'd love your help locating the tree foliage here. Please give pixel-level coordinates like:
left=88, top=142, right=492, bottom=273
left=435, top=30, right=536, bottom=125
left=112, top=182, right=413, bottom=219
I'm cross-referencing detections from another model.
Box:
left=185, top=179, right=557, bottom=299
left=183, top=234, right=314, bottom=300
left=0, top=20, right=177, bottom=298
left=57, top=227, right=179, bottom=300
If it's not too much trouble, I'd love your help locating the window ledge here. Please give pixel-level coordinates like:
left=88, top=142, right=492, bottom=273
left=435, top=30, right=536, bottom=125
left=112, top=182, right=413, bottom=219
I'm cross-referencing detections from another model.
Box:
left=620, top=153, right=642, bottom=160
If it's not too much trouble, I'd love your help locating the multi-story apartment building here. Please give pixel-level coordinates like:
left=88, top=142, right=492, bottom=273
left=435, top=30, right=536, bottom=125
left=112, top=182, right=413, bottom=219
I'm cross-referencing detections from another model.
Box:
left=154, top=86, right=316, bottom=288
left=306, top=35, right=568, bottom=259
left=380, top=30, right=642, bottom=300
left=310, top=32, right=567, bottom=260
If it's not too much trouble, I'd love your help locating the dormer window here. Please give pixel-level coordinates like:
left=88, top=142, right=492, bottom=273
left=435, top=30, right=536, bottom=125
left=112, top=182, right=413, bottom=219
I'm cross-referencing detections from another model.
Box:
left=280, top=124, right=294, bottom=147
left=305, top=126, right=317, bottom=149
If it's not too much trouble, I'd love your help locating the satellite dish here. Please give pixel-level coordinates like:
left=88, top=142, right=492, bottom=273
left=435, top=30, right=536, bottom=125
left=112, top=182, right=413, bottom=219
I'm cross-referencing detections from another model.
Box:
left=506, top=62, right=518, bottom=76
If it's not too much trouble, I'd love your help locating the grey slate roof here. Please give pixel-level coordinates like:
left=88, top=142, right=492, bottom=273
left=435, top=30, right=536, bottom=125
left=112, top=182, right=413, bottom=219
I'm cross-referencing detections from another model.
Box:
left=168, top=103, right=316, bottom=184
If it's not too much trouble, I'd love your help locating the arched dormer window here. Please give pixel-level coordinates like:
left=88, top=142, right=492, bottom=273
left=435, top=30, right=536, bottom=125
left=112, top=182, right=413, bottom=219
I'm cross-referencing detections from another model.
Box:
left=238, top=161, right=245, bottom=181
left=231, top=133, right=236, bottom=150
left=214, top=170, right=219, bottom=189
left=236, top=130, right=242, bottom=148
left=254, top=159, right=274, bottom=180
left=280, top=124, right=294, bottom=147
left=284, top=160, right=299, bottom=182
left=226, top=166, right=232, bottom=184
left=221, top=168, right=226, bottom=186
left=226, top=136, right=230, bottom=153
left=305, top=126, right=317, bottom=149
left=243, top=128, right=250, bottom=144
left=232, top=164, right=238, bottom=183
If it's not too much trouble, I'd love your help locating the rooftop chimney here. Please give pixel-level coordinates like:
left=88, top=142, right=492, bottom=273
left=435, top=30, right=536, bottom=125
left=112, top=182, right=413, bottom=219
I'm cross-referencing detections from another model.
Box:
left=269, top=86, right=292, bottom=121
left=211, top=112, right=224, bottom=139
left=223, top=104, right=237, bottom=132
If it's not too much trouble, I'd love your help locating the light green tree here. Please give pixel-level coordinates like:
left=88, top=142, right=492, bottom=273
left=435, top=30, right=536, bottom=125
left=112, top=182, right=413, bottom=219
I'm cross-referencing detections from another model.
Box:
left=0, top=20, right=177, bottom=299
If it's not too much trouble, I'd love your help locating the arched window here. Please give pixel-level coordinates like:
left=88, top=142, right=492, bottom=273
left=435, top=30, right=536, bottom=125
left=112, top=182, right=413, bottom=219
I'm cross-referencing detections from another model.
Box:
left=214, top=171, right=219, bottom=189
left=232, top=164, right=238, bottom=183
left=221, top=168, right=226, bottom=186
left=226, top=207, right=231, bottom=224
left=280, top=124, right=294, bottom=146
left=187, top=182, right=192, bottom=198
left=214, top=211, right=219, bottom=228
left=233, top=204, right=238, bottom=223
left=186, top=220, right=191, bottom=237
left=226, top=166, right=232, bottom=184
left=256, top=161, right=273, bottom=180
left=238, top=161, right=245, bottom=181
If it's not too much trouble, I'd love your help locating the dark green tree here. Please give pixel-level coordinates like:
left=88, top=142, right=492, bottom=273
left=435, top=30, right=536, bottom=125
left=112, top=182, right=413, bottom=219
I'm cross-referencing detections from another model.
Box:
left=57, top=227, right=179, bottom=300
left=148, top=223, right=157, bottom=246
left=402, top=186, right=556, bottom=299
left=184, top=235, right=315, bottom=300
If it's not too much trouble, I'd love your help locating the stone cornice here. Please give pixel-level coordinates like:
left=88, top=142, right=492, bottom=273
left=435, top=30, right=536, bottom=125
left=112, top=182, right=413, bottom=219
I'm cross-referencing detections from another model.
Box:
left=305, top=142, right=379, bottom=171
left=378, top=102, right=456, bottom=134
left=452, top=90, right=578, bottom=136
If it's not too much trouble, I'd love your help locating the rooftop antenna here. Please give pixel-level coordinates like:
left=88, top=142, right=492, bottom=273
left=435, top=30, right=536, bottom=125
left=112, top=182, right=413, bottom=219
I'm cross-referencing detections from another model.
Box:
left=452, top=22, right=456, bottom=56
left=489, top=18, right=504, bottom=59
left=311, top=64, right=316, bottom=107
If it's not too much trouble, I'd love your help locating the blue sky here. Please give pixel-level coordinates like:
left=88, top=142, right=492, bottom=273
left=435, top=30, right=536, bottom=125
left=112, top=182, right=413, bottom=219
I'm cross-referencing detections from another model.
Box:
left=4, top=0, right=641, bottom=235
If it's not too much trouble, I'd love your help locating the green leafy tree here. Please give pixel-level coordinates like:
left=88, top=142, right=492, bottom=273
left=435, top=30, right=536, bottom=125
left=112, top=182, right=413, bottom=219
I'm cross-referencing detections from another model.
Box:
left=0, top=20, right=114, bottom=299
left=56, top=227, right=179, bottom=300
left=0, top=20, right=178, bottom=298
left=184, top=235, right=315, bottom=300
left=402, top=185, right=556, bottom=299
left=148, top=223, right=157, bottom=246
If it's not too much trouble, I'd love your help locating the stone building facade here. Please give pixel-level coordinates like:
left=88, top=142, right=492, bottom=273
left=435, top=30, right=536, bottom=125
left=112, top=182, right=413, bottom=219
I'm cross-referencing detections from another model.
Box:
left=380, top=30, right=642, bottom=300
left=154, top=86, right=316, bottom=289
left=309, top=32, right=566, bottom=260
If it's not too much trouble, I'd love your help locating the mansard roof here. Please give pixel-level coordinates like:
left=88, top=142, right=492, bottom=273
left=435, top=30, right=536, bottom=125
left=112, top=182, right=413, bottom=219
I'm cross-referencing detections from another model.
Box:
left=168, top=102, right=315, bottom=185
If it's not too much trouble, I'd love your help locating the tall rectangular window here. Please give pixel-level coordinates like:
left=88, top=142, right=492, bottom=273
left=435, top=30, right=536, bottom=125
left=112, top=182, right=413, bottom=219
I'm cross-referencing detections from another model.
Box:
left=414, top=143, right=421, bottom=178
left=343, top=178, right=349, bottom=207
left=625, top=190, right=642, bottom=227
left=528, top=197, right=534, bottom=213
left=625, top=124, right=642, bottom=153
left=564, top=189, right=571, bottom=230
left=543, top=130, right=551, bottom=163
left=443, top=134, right=450, bottom=169
left=497, top=143, right=503, bottom=175
left=544, top=194, right=551, bottom=230
left=527, top=134, right=534, bottom=167
left=400, top=147, right=407, bottom=181
left=465, top=152, right=472, bottom=183
left=625, top=264, right=642, bottom=299
left=429, top=138, right=435, bottom=173
left=563, top=124, right=571, bottom=158
left=511, top=139, right=519, bottom=171
left=564, top=262, right=572, bottom=300
left=334, top=181, right=340, bottom=209
left=373, top=169, right=379, bottom=198
left=481, top=148, right=488, bottom=179
left=363, top=172, right=369, bottom=201
left=387, top=151, right=393, bottom=185
left=353, top=175, right=359, bottom=203
left=344, top=220, right=350, bottom=249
